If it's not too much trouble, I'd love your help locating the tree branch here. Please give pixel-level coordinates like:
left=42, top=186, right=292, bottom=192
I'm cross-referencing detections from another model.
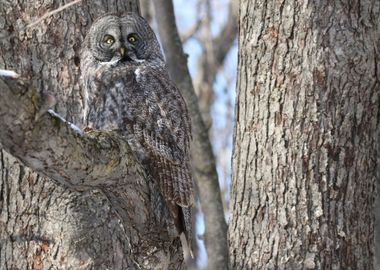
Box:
left=0, top=76, right=139, bottom=190
left=193, top=0, right=238, bottom=128
left=0, top=1, right=189, bottom=269
left=179, top=1, right=204, bottom=45
left=152, top=1, right=229, bottom=269
left=0, top=73, right=185, bottom=269
left=212, top=1, right=238, bottom=66
left=180, top=19, right=203, bottom=44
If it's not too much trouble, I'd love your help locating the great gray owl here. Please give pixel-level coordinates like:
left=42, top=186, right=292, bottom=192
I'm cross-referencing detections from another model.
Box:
left=80, top=13, right=194, bottom=253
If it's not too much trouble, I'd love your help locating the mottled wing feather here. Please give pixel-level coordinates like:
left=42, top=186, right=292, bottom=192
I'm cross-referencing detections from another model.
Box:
left=137, top=69, right=193, bottom=207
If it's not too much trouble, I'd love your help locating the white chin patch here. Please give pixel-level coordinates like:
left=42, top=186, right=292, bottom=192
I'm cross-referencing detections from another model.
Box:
left=133, top=58, right=145, bottom=63
left=100, top=57, right=121, bottom=66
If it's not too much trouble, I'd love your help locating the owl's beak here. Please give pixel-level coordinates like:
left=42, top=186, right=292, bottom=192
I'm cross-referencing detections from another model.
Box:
left=119, top=47, right=126, bottom=58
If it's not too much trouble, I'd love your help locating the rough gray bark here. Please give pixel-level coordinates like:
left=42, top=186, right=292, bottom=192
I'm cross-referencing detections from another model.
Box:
left=153, top=1, right=229, bottom=269
left=229, top=0, right=380, bottom=269
left=0, top=1, right=187, bottom=269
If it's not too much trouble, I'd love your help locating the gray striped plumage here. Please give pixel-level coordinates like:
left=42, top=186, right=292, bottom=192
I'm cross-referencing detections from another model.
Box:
left=80, top=13, right=194, bottom=251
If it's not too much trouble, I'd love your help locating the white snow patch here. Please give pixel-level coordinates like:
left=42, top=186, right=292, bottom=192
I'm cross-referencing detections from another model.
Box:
left=0, top=69, right=20, bottom=78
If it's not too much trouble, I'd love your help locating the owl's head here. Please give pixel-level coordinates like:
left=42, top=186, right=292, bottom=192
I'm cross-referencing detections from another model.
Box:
left=84, top=13, right=164, bottom=65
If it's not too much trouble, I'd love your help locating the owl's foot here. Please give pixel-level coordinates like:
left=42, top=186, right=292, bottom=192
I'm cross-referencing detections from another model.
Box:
left=35, top=93, right=57, bottom=121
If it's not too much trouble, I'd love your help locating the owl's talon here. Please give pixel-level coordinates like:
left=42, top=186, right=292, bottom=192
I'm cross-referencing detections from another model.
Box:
left=83, top=127, right=93, bottom=133
left=34, top=93, right=57, bottom=121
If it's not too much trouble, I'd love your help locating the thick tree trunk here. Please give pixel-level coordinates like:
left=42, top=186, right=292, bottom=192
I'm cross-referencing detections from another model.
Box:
left=229, top=0, right=379, bottom=269
left=0, top=1, right=186, bottom=269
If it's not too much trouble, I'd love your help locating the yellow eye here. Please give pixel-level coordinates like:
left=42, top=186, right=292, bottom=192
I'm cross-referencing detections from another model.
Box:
left=128, top=34, right=137, bottom=43
left=103, top=35, right=115, bottom=45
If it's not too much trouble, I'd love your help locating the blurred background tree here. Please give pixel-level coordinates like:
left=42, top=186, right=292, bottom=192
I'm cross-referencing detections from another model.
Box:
left=171, top=0, right=237, bottom=215
left=148, top=1, right=238, bottom=269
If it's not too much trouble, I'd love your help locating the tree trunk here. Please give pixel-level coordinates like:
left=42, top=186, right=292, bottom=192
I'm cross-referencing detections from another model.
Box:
left=229, top=0, right=379, bottom=269
left=0, top=1, right=186, bottom=269
left=153, top=1, right=229, bottom=269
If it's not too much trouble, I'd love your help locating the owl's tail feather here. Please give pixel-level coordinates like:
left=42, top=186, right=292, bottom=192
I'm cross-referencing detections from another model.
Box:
left=171, top=161, right=194, bottom=258
left=173, top=162, right=194, bottom=207
left=165, top=195, right=194, bottom=258
left=180, top=205, right=194, bottom=258
left=162, top=159, right=174, bottom=201
left=151, top=154, right=194, bottom=257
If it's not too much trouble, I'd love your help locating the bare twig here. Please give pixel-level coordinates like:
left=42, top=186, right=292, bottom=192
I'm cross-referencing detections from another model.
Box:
left=26, top=0, right=82, bottom=30
left=180, top=19, right=203, bottom=44
left=0, top=74, right=186, bottom=269
left=212, top=1, right=238, bottom=65
left=0, top=0, right=82, bottom=40
left=180, top=1, right=204, bottom=44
